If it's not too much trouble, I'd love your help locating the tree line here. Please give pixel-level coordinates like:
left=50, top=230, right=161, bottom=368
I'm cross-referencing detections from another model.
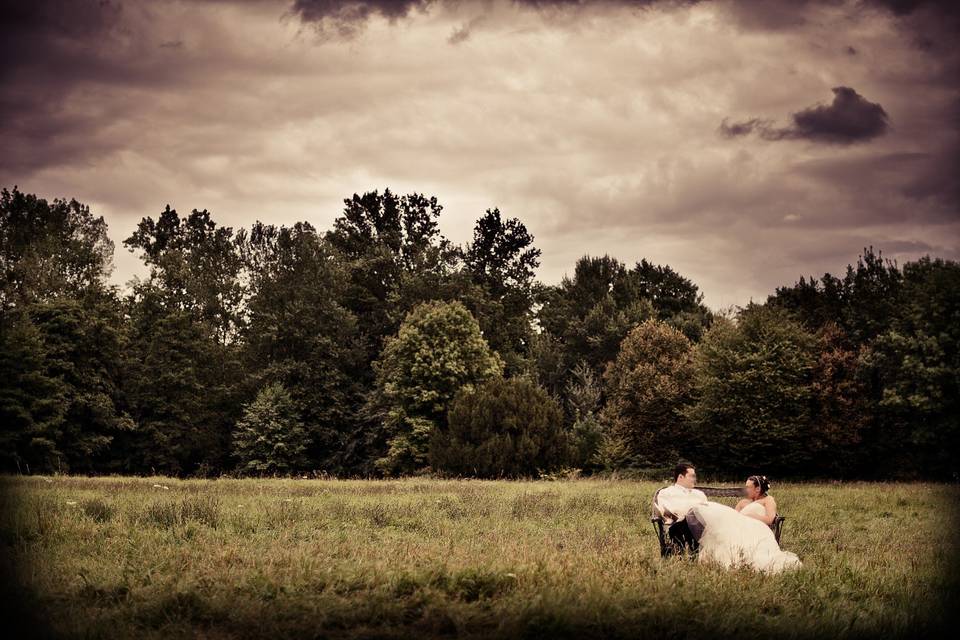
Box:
left=1, top=186, right=956, bottom=479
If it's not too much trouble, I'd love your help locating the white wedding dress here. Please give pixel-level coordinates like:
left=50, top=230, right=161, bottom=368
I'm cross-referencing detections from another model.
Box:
left=691, top=501, right=802, bottom=573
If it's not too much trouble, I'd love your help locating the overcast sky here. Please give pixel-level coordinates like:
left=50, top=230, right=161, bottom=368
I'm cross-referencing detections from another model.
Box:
left=2, top=0, right=957, bottom=309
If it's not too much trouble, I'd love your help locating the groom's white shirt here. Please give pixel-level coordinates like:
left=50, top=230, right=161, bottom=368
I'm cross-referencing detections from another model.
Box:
left=656, top=483, right=708, bottom=523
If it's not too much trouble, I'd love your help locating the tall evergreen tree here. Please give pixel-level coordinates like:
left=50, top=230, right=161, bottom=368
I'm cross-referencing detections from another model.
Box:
left=0, top=309, right=67, bottom=473
left=26, top=297, right=134, bottom=472
left=232, top=383, right=310, bottom=476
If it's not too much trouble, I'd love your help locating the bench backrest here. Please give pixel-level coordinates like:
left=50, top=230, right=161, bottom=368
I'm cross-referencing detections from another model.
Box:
left=651, top=485, right=785, bottom=545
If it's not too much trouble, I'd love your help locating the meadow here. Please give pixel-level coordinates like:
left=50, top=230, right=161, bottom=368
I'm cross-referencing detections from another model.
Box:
left=1, top=476, right=957, bottom=639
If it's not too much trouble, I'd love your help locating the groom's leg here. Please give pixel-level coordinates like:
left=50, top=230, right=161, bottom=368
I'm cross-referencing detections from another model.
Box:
left=668, top=520, right=696, bottom=554
left=684, top=511, right=704, bottom=542
left=684, top=511, right=704, bottom=553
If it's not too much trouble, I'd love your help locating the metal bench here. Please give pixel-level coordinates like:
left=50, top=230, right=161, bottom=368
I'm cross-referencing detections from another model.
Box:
left=651, top=486, right=786, bottom=557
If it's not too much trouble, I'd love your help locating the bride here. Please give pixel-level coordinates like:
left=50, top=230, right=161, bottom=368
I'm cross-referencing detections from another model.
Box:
left=690, top=475, right=802, bottom=573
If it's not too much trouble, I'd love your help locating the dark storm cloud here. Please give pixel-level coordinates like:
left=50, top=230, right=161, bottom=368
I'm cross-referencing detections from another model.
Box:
left=290, top=0, right=437, bottom=36
left=291, top=0, right=699, bottom=36
left=0, top=0, right=182, bottom=173
left=720, top=87, right=890, bottom=144
left=288, top=0, right=960, bottom=35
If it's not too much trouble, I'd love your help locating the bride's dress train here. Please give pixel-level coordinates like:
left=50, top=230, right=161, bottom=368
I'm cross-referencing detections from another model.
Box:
left=692, top=501, right=802, bottom=573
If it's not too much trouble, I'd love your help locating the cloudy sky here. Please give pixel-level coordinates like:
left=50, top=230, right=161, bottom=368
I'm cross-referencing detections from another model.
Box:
left=2, top=0, right=958, bottom=309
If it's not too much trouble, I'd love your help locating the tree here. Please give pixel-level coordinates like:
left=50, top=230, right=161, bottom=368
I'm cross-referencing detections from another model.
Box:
left=682, top=305, right=818, bottom=474
left=0, top=186, right=114, bottom=309
left=0, top=295, right=133, bottom=474
left=326, top=189, right=460, bottom=355
left=858, top=257, right=960, bottom=478
left=806, top=322, right=869, bottom=476
left=237, top=221, right=367, bottom=474
left=462, top=208, right=541, bottom=374
left=371, top=300, right=503, bottom=475
left=430, top=376, right=569, bottom=478
left=232, top=383, right=310, bottom=475
left=114, top=279, right=244, bottom=476
left=26, top=297, right=134, bottom=472
left=0, top=309, right=67, bottom=473
left=536, top=255, right=654, bottom=383
left=768, top=246, right=901, bottom=344
left=599, top=319, right=696, bottom=471
left=535, top=254, right=709, bottom=392
left=563, top=361, right=604, bottom=470
left=124, top=205, right=245, bottom=345
left=625, top=259, right=713, bottom=340
left=121, top=206, right=246, bottom=475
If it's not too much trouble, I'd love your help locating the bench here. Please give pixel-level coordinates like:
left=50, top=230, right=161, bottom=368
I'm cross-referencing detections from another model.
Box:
left=651, top=486, right=785, bottom=557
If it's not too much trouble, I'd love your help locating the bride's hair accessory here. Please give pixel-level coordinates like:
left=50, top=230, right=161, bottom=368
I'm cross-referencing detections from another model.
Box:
left=748, top=475, right=770, bottom=494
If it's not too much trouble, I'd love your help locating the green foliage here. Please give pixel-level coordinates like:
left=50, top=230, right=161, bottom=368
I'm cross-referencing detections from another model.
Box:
left=430, top=376, right=570, bottom=477
left=806, top=322, right=869, bottom=475
left=372, top=300, right=503, bottom=475
left=2, top=184, right=957, bottom=480
left=120, top=286, right=242, bottom=475
left=25, top=297, right=135, bottom=472
left=124, top=205, right=244, bottom=344
left=683, top=305, right=818, bottom=474
left=232, top=383, right=310, bottom=476
left=535, top=255, right=710, bottom=404
left=0, top=297, right=133, bottom=474
left=769, top=246, right=902, bottom=343
left=0, top=309, right=68, bottom=472
left=119, top=205, right=246, bottom=476
left=563, top=361, right=604, bottom=470
left=0, top=186, right=114, bottom=308
left=772, top=250, right=960, bottom=478
left=237, top=221, right=367, bottom=474
left=462, top=208, right=541, bottom=375
left=326, top=189, right=460, bottom=355
left=374, top=301, right=503, bottom=473
left=857, top=258, right=960, bottom=476
left=600, top=319, right=696, bottom=470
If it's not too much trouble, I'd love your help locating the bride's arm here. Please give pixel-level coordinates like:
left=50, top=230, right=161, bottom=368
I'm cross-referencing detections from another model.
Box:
left=735, top=499, right=749, bottom=511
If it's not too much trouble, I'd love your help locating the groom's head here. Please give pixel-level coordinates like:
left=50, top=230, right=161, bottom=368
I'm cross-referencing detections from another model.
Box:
left=674, top=462, right=696, bottom=489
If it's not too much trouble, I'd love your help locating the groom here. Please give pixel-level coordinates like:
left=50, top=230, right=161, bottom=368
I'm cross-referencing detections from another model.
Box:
left=656, top=461, right=708, bottom=553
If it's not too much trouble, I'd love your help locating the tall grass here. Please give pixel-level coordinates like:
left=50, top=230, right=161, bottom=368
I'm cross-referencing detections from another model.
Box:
left=1, top=476, right=957, bottom=639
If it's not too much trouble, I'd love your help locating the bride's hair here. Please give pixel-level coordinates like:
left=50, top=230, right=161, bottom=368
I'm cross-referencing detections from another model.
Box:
left=748, top=475, right=770, bottom=495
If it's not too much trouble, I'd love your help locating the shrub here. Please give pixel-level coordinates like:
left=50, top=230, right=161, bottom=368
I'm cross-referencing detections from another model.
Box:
left=430, top=376, right=569, bottom=478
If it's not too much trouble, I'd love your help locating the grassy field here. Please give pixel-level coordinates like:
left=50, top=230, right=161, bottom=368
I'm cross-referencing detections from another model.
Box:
left=1, top=476, right=958, bottom=639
